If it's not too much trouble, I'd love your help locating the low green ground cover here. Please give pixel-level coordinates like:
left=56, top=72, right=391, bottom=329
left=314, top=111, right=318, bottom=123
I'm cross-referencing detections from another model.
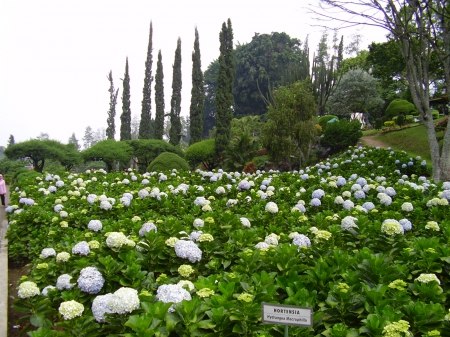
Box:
left=5, top=145, right=450, bottom=336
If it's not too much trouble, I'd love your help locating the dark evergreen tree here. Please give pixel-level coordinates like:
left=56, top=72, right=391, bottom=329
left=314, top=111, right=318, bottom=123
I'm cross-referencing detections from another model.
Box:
left=215, top=19, right=235, bottom=159
left=120, top=57, right=132, bottom=141
left=202, top=60, right=219, bottom=138
left=7, top=135, right=15, bottom=148
left=189, top=27, right=204, bottom=145
left=68, top=133, right=81, bottom=151
left=154, top=50, right=165, bottom=140
left=139, top=21, right=153, bottom=139
left=169, top=38, right=182, bottom=146
left=106, top=70, right=119, bottom=140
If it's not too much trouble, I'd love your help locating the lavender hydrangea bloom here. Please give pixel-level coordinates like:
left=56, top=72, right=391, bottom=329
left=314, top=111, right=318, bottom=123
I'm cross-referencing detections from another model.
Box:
left=72, top=241, right=91, bottom=255
left=189, top=231, right=203, bottom=241
left=41, top=248, right=56, bottom=258
left=138, top=189, right=149, bottom=198
left=193, top=197, right=207, bottom=206
left=336, top=177, right=346, bottom=186
left=55, top=180, right=64, bottom=187
left=87, top=220, right=102, bottom=232
left=42, top=285, right=56, bottom=296
left=54, top=204, right=64, bottom=213
left=354, top=190, right=366, bottom=200
left=156, top=284, right=192, bottom=312
left=56, top=274, right=75, bottom=290
left=342, top=200, right=355, bottom=210
left=48, top=186, right=57, bottom=193
left=312, top=189, right=325, bottom=199
left=385, top=187, right=397, bottom=196
left=341, top=216, right=359, bottom=231
left=362, top=202, right=375, bottom=211
left=139, top=222, right=157, bottom=236
left=92, top=294, right=114, bottom=322
left=293, top=203, right=306, bottom=213
left=238, top=180, right=251, bottom=191
left=292, top=234, right=311, bottom=248
left=77, top=267, right=105, bottom=294
left=356, top=177, right=367, bottom=186
left=310, top=198, right=321, bottom=207
left=399, top=219, right=412, bottom=231
left=174, top=240, right=202, bottom=263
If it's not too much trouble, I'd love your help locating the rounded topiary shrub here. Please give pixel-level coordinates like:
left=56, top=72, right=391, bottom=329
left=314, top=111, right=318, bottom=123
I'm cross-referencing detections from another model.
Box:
left=385, top=99, right=417, bottom=119
left=317, top=115, right=339, bottom=128
left=146, top=152, right=190, bottom=172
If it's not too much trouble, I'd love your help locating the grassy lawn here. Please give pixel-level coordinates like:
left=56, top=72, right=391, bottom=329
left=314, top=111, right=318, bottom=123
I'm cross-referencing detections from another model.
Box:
left=362, top=117, right=448, bottom=164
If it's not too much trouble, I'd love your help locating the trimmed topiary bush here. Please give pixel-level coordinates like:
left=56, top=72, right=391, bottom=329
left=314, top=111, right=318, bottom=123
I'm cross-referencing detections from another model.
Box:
left=320, top=120, right=362, bottom=154
left=147, top=152, right=190, bottom=172
left=185, top=139, right=217, bottom=170
left=385, top=99, right=417, bottom=119
left=317, top=115, right=339, bottom=128
left=431, top=109, right=439, bottom=119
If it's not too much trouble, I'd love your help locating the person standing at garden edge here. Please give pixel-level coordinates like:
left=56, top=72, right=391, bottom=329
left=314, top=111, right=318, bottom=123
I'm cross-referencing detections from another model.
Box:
left=0, top=174, right=6, bottom=206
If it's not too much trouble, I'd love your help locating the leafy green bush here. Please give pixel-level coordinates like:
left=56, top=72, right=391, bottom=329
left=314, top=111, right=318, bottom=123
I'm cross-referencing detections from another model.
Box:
left=252, top=155, right=270, bottom=170
left=432, top=109, right=439, bottom=119
left=185, top=139, right=217, bottom=170
left=405, top=115, right=415, bottom=124
left=16, top=170, right=42, bottom=184
left=147, top=152, right=190, bottom=172
left=375, top=118, right=384, bottom=130
left=395, top=114, right=405, bottom=127
left=317, top=115, right=339, bottom=128
left=384, top=121, right=396, bottom=128
left=320, top=120, right=362, bottom=153
left=385, top=99, right=417, bottom=119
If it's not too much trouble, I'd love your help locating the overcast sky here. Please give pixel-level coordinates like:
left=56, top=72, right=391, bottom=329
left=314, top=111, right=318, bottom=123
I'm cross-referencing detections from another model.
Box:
left=0, top=0, right=388, bottom=147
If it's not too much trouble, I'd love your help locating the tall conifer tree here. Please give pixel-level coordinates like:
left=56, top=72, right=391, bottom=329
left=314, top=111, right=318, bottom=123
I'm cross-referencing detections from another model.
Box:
left=139, top=21, right=153, bottom=139
left=106, top=70, right=119, bottom=140
left=189, top=27, right=204, bottom=145
left=215, top=19, right=235, bottom=158
left=120, top=57, right=132, bottom=141
left=169, top=38, right=182, bottom=146
left=154, top=50, right=165, bottom=140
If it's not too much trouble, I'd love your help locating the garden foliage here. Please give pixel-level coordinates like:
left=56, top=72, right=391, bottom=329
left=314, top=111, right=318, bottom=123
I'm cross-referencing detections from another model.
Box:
left=320, top=120, right=363, bottom=154
left=147, top=152, right=189, bottom=172
left=6, top=145, right=450, bottom=336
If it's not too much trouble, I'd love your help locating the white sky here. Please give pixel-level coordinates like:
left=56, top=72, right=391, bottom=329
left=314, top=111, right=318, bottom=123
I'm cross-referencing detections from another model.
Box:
left=0, top=0, right=388, bottom=147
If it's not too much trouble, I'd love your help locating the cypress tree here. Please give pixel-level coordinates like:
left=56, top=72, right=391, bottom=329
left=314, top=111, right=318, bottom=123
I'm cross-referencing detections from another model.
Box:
left=139, top=21, right=153, bottom=139
left=154, top=50, right=165, bottom=140
left=189, top=27, right=204, bottom=145
left=169, top=38, right=182, bottom=146
left=7, top=135, right=15, bottom=147
left=120, top=57, right=132, bottom=141
left=106, top=70, right=119, bottom=140
left=215, top=19, right=235, bottom=158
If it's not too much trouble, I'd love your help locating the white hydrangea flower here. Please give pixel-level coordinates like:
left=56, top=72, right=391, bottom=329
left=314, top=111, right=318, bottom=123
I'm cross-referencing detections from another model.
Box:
left=106, top=232, right=130, bottom=249
left=156, top=284, right=192, bottom=312
left=139, top=222, right=157, bottom=236
left=240, top=217, right=251, bottom=228
left=174, top=240, right=202, bottom=263
left=77, top=267, right=105, bottom=294
left=18, top=281, right=40, bottom=299
left=292, top=234, right=311, bottom=248
left=415, top=273, right=441, bottom=284
left=265, top=201, right=278, bottom=214
left=92, top=294, right=114, bottom=322
left=108, top=287, right=140, bottom=315
left=41, top=248, right=56, bottom=258
left=87, top=220, right=102, bottom=232
left=56, top=274, right=75, bottom=290
left=59, top=300, right=84, bottom=320
left=193, top=218, right=205, bottom=228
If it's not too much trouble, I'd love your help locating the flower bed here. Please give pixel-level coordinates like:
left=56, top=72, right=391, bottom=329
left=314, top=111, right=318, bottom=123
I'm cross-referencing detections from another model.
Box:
left=6, top=146, right=450, bottom=336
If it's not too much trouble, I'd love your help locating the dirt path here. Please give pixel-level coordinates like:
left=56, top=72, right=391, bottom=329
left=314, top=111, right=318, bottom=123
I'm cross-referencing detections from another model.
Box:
left=359, top=133, right=390, bottom=149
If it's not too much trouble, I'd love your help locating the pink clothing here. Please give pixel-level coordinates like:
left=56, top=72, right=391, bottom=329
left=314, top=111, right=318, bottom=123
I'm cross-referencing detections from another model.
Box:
left=0, top=179, right=6, bottom=194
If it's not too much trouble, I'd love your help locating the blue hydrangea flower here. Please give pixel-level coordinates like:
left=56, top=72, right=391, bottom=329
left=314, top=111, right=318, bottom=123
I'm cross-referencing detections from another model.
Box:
left=292, top=234, right=311, bottom=248
left=72, top=241, right=91, bottom=255
left=77, top=267, right=105, bottom=294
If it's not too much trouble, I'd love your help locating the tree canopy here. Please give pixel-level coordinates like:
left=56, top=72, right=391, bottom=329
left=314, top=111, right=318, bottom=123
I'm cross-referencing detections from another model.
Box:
left=82, top=139, right=133, bottom=172
left=261, top=80, right=317, bottom=169
left=4, top=139, right=80, bottom=173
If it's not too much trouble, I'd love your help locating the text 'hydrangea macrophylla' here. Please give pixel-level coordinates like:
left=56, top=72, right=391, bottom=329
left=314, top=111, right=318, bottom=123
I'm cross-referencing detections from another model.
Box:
left=265, top=201, right=278, bottom=214
left=91, top=294, right=114, bottom=322
left=72, top=241, right=91, bottom=255
left=415, top=273, right=441, bottom=284
left=292, top=234, right=311, bottom=248
left=41, top=248, right=56, bottom=258
left=156, top=284, right=192, bottom=312
left=77, top=267, right=105, bottom=294
left=139, top=222, right=157, bottom=236
left=56, top=274, right=75, bottom=290
left=240, top=217, right=251, bottom=228
left=174, top=240, right=202, bottom=263
left=107, top=287, right=140, bottom=315
left=341, top=216, right=359, bottom=231
left=381, top=219, right=404, bottom=236
left=59, top=300, right=84, bottom=320
left=178, top=264, right=195, bottom=277
left=18, top=281, right=40, bottom=299
left=87, top=220, right=102, bottom=232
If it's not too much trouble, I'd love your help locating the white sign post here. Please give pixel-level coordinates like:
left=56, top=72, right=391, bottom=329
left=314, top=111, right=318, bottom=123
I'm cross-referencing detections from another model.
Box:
left=262, top=303, right=313, bottom=336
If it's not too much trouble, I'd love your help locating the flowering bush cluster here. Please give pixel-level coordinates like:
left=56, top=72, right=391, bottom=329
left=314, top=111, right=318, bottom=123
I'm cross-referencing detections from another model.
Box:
left=6, top=145, right=450, bottom=335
